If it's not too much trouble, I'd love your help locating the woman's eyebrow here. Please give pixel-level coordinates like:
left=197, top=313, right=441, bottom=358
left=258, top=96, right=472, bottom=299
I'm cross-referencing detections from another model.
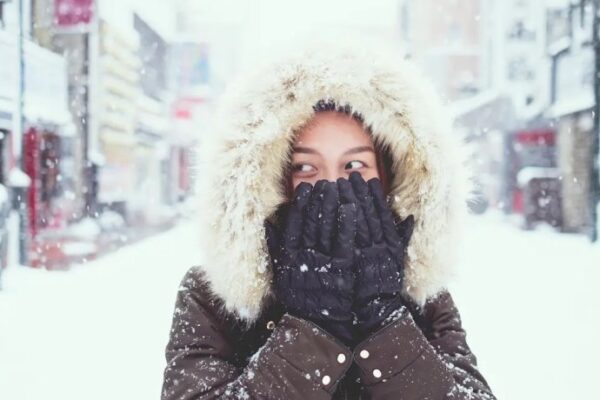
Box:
left=292, top=146, right=321, bottom=155
left=343, top=146, right=375, bottom=155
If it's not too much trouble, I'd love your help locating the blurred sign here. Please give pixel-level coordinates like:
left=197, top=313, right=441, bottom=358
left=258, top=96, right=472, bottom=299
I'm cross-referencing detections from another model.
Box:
left=134, top=14, right=167, bottom=100
left=513, top=130, right=557, bottom=168
left=54, top=0, right=93, bottom=27
left=170, top=42, right=211, bottom=91
left=173, top=97, right=205, bottom=120
left=98, top=140, right=135, bottom=203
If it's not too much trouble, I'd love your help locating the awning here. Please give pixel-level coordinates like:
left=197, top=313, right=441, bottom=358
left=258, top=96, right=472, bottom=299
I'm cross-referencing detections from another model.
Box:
left=451, top=91, right=519, bottom=133
left=24, top=100, right=71, bottom=127
left=545, top=94, right=594, bottom=119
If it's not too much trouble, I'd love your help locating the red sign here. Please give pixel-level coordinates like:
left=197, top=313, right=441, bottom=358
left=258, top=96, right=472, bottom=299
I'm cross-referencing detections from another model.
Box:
left=515, top=129, right=555, bottom=146
left=172, top=97, right=205, bottom=120
left=54, top=0, right=93, bottom=27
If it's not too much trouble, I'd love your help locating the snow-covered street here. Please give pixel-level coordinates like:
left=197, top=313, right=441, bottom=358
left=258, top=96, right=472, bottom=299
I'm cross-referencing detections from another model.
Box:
left=451, top=214, right=600, bottom=400
left=0, top=219, right=202, bottom=400
left=1, top=214, right=599, bottom=400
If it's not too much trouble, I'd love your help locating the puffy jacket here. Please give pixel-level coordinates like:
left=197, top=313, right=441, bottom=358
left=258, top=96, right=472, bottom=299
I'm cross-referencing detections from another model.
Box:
left=161, top=267, right=495, bottom=399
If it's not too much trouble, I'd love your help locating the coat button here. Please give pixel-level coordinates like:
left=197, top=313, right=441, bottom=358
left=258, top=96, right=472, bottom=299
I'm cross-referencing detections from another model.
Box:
left=337, top=353, right=346, bottom=364
left=266, top=321, right=275, bottom=330
left=322, top=375, right=331, bottom=385
left=372, top=369, right=382, bottom=379
left=359, top=349, right=370, bottom=359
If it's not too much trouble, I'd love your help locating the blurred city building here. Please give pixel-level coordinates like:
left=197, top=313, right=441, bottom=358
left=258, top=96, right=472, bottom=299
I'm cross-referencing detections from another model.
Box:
left=0, top=0, right=598, bottom=272
left=400, top=0, right=597, bottom=236
left=0, top=0, right=196, bottom=268
left=545, top=0, right=595, bottom=233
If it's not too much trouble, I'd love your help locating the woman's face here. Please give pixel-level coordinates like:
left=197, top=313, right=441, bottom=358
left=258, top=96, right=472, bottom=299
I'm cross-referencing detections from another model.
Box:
left=290, top=111, right=380, bottom=191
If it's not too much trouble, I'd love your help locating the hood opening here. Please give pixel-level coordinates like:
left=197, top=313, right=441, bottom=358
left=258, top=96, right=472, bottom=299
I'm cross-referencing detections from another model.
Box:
left=279, top=99, right=396, bottom=200
left=195, top=41, right=474, bottom=323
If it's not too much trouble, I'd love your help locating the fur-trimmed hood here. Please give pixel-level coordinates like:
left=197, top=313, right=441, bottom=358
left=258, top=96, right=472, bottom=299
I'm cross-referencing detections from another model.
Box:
left=195, top=40, right=473, bottom=323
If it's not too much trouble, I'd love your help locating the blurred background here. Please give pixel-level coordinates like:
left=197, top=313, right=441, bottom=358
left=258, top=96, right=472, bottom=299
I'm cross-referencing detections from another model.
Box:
left=0, top=0, right=598, bottom=399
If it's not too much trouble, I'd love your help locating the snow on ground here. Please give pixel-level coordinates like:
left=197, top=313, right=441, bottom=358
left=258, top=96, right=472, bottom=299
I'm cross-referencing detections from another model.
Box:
left=0, top=213, right=599, bottom=399
left=0, top=219, right=202, bottom=400
left=449, top=212, right=600, bottom=400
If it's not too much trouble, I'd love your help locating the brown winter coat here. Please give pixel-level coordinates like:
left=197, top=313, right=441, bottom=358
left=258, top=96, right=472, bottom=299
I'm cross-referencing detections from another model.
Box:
left=161, top=267, right=495, bottom=399
left=161, top=39, right=496, bottom=399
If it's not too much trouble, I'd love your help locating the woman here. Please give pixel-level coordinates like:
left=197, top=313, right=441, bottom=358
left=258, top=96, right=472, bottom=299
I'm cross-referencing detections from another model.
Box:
left=161, top=42, right=496, bottom=399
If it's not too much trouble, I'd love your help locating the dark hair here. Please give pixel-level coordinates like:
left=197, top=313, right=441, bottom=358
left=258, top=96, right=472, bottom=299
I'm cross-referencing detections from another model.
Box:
left=312, top=99, right=366, bottom=126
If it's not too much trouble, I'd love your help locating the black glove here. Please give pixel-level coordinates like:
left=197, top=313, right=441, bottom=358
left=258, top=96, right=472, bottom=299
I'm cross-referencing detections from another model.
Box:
left=265, top=180, right=358, bottom=346
left=339, top=172, right=415, bottom=340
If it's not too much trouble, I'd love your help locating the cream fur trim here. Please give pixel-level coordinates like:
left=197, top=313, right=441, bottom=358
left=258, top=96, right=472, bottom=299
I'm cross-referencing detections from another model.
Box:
left=195, top=39, right=474, bottom=322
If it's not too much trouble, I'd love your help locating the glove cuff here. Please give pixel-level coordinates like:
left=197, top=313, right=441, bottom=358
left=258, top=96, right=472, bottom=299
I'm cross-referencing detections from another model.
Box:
left=356, top=295, right=405, bottom=339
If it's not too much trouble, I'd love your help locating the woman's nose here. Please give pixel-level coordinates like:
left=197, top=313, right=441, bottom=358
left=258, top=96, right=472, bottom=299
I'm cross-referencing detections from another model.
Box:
left=323, top=170, right=343, bottom=183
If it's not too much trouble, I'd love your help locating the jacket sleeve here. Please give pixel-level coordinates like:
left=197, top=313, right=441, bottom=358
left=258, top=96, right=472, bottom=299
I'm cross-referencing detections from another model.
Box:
left=352, top=291, right=496, bottom=400
left=161, top=267, right=353, bottom=400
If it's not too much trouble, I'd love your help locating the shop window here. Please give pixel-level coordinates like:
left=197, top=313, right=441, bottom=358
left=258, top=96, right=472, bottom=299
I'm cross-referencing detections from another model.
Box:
left=40, top=134, right=61, bottom=204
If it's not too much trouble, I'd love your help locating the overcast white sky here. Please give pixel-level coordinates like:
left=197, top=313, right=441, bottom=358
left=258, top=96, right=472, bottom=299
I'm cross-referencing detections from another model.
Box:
left=98, top=0, right=400, bottom=39
left=176, top=0, right=403, bottom=75
left=96, top=0, right=403, bottom=86
left=178, top=0, right=400, bottom=27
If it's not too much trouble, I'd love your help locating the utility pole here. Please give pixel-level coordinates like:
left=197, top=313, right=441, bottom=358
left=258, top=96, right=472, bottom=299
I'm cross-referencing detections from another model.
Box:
left=592, top=0, right=600, bottom=242
left=15, top=0, right=29, bottom=265
left=84, top=0, right=99, bottom=218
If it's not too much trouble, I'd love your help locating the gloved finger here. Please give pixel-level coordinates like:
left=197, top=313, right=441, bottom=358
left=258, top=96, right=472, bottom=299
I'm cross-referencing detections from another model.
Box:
left=338, top=178, right=370, bottom=248
left=349, top=171, right=382, bottom=244
left=368, top=177, right=401, bottom=245
left=317, top=181, right=339, bottom=254
left=332, top=203, right=357, bottom=259
left=303, top=179, right=327, bottom=248
left=283, top=182, right=312, bottom=250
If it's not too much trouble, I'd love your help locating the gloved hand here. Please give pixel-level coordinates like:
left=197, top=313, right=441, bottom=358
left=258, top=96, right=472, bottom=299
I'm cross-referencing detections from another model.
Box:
left=339, top=171, right=415, bottom=340
left=265, top=180, right=358, bottom=346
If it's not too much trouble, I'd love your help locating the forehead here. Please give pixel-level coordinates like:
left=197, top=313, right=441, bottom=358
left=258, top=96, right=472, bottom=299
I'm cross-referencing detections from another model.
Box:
left=294, top=111, right=373, bottom=149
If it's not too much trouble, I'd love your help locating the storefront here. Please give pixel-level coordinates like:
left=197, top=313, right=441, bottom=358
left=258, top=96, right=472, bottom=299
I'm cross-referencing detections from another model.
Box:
left=502, top=126, right=558, bottom=217
left=22, top=40, right=76, bottom=265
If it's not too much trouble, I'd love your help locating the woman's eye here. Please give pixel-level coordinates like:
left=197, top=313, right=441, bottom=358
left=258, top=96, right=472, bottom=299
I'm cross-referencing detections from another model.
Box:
left=292, top=164, right=315, bottom=173
left=345, top=160, right=366, bottom=170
